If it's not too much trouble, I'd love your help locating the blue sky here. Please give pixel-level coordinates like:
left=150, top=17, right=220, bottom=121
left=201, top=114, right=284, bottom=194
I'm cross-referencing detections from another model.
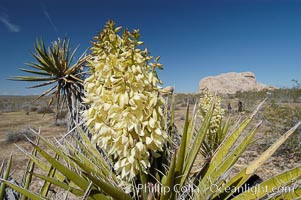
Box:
left=1, top=0, right=301, bottom=95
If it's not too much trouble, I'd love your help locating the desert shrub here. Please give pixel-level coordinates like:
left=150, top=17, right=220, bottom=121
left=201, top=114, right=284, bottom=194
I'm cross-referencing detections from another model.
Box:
left=263, top=103, right=301, bottom=157
left=179, top=115, right=185, bottom=120
left=0, top=106, right=16, bottom=113
left=22, top=104, right=39, bottom=113
left=174, top=100, right=186, bottom=110
left=174, top=105, right=181, bottom=110
left=236, top=88, right=301, bottom=105
left=54, top=119, right=67, bottom=126
left=29, top=106, right=38, bottom=112
left=258, top=95, right=301, bottom=157
left=36, top=106, right=54, bottom=114
left=179, top=101, right=187, bottom=107
left=5, top=128, right=36, bottom=143
left=175, top=93, right=199, bottom=105
left=0, top=96, right=51, bottom=112
left=55, top=109, right=67, bottom=120
left=21, top=104, right=29, bottom=111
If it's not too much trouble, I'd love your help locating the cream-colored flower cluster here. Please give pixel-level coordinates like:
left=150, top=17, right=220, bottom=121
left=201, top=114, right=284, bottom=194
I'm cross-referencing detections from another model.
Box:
left=199, top=89, right=224, bottom=136
left=82, top=20, right=167, bottom=181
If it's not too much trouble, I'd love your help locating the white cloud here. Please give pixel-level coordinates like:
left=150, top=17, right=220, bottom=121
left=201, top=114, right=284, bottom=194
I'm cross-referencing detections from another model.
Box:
left=41, top=4, right=58, bottom=33
left=0, top=14, right=20, bottom=32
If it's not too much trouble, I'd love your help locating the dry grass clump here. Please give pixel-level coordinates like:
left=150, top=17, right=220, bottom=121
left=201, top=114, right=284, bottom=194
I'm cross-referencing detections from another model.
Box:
left=179, top=115, right=185, bottom=121
left=5, top=128, right=37, bottom=143
left=54, top=119, right=67, bottom=127
left=29, top=106, right=39, bottom=112
left=54, top=110, right=67, bottom=126
left=36, top=106, right=54, bottom=114
left=175, top=100, right=187, bottom=108
left=56, top=110, right=67, bottom=119
left=175, top=93, right=199, bottom=104
left=22, top=105, right=39, bottom=114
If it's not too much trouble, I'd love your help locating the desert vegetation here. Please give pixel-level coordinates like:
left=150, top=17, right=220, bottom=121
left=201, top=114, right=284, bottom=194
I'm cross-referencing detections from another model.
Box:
left=4, top=128, right=37, bottom=144
left=1, top=20, right=301, bottom=200
left=0, top=96, right=50, bottom=113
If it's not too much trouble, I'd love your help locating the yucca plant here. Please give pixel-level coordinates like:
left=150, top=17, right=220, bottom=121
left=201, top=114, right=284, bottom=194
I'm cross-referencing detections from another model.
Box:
left=198, top=89, right=229, bottom=158
left=82, top=20, right=168, bottom=184
left=9, top=37, right=88, bottom=132
left=1, top=20, right=301, bottom=200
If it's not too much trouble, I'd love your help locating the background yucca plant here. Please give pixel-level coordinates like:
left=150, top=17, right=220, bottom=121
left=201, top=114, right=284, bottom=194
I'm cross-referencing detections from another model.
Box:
left=9, top=37, right=88, bottom=132
left=1, top=20, right=301, bottom=200
left=198, top=89, right=229, bottom=158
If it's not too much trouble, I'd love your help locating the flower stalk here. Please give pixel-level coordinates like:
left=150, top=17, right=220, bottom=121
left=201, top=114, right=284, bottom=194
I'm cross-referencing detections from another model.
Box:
left=83, top=20, right=167, bottom=181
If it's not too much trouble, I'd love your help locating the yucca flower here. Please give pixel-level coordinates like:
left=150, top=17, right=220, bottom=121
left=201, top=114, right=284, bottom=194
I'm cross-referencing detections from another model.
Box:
left=199, top=89, right=225, bottom=156
left=82, top=20, right=167, bottom=181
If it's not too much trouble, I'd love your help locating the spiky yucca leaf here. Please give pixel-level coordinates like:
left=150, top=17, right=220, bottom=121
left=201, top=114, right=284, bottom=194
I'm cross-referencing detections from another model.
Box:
left=21, top=135, right=40, bottom=200
left=232, top=166, right=301, bottom=199
left=10, top=128, right=129, bottom=199
left=160, top=150, right=177, bottom=200
left=0, top=154, right=12, bottom=200
left=183, top=101, right=214, bottom=178
left=9, top=37, right=88, bottom=115
left=213, top=121, right=301, bottom=199
left=40, top=153, right=58, bottom=197
left=161, top=99, right=301, bottom=200
left=32, top=173, right=85, bottom=197
left=272, top=187, right=301, bottom=200
left=175, top=104, right=190, bottom=183
left=0, top=179, right=47, bottom=200
left=202, top=99, right=266, bottom=180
